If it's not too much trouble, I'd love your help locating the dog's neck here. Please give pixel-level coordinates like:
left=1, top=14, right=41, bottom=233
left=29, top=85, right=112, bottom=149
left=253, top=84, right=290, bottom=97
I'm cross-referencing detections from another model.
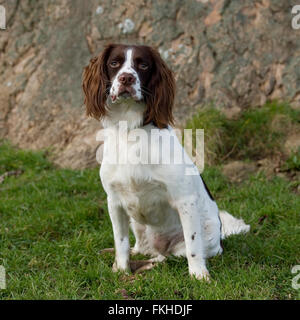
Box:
left=101, top=98, right=146, bottom=130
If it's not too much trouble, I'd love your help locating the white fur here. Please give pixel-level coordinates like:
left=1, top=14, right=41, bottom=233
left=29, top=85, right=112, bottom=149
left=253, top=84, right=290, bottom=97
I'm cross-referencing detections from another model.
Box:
left=110, top=48, right=142, bottom=101
left=100, top=98, right=250, bottom=281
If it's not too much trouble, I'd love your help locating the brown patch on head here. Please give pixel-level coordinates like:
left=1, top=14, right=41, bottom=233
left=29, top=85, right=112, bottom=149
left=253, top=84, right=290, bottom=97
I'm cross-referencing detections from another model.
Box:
left=143, top=46, right=176, bottom=129
left=106, top=44, right=127, bottom=80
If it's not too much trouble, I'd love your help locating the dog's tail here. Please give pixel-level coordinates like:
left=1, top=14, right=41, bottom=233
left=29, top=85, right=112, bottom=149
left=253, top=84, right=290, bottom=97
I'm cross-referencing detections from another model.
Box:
left=219, top=210, right=250, bottom=239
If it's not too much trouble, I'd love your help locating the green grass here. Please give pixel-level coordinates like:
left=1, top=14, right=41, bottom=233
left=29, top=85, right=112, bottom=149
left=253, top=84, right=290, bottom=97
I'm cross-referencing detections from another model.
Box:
left=0, top=141, right=299, bottom=300
left=186, top=101, right=300, bottom=164
left=282, top=147, right=300, bottom=171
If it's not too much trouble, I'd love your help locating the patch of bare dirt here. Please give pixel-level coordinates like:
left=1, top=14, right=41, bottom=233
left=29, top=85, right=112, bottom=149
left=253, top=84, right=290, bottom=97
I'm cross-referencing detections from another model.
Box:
left=222, top=161, right=257, bottom=183
left=284, top=132, right=300, bottom=156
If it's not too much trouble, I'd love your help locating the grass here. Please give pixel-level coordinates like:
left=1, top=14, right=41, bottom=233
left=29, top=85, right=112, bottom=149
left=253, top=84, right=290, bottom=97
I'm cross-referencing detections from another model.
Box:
left=282, top=147, right=300, bottom=171
left=0, top=140, right=299, bottom=300
left=186, top=101, right=300, bottom=165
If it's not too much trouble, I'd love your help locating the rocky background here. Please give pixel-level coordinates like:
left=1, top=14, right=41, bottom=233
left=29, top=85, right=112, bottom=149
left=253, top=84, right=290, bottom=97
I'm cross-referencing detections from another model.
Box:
left=0, top=0, right=299, bottom=168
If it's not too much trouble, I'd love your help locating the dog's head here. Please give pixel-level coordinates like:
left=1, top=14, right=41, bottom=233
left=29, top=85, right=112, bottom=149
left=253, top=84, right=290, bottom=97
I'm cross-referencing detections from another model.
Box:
left=82, top=44, right=175, bottom=128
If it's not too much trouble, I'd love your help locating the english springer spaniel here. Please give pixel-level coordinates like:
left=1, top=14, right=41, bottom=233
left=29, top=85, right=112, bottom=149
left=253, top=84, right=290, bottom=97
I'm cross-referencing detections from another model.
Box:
left=82, top=44, right=250, bottom=281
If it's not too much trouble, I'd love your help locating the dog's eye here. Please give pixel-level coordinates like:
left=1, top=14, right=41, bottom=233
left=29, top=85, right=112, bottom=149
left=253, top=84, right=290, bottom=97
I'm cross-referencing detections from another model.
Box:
left=109, top=61, right=120, bottom=68
left=139, top=63, right=149, bottom=70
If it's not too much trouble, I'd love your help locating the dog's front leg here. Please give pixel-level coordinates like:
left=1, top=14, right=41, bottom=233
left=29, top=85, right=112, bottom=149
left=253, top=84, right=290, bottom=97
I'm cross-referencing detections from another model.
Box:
left=176, top=197, right=210, bottom=281
left=108, top=200, right=130, bottom=273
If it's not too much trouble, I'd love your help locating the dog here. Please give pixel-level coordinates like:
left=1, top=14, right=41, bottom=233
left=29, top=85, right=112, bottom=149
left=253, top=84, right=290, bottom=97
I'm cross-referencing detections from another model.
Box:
left=82, top=44, right=250, bottom=281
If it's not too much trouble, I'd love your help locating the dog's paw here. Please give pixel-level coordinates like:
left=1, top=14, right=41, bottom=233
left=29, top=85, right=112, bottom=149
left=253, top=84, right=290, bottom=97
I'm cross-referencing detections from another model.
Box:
left=112, top=261, right=130, bottom=274
left=130, top=247, right=140, bottom=256
left=190, top=268, right=210, bottom=282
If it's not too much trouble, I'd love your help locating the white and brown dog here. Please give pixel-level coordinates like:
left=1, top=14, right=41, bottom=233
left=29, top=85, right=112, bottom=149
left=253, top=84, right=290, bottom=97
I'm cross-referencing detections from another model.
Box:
left=82, top=44, right=250, bottom=281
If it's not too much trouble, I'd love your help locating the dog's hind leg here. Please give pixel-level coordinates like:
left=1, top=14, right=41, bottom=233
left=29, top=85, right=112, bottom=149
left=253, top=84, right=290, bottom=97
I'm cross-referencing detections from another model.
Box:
left=99, top=249, right=165, bottom=273
left=130, top=255, right=166, bottom=273
left=99, top=247, right=142, bottom=255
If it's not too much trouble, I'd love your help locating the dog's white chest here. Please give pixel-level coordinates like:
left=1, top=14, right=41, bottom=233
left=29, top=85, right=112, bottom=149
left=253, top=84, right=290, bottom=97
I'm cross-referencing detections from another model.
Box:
left=106, top=167, right=170, bottom=226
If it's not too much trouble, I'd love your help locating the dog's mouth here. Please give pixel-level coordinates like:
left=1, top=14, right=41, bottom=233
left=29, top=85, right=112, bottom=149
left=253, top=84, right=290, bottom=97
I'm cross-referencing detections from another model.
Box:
left=111, top=85, right=139, bottom=102
left=119, top=91, right=132, bottom=99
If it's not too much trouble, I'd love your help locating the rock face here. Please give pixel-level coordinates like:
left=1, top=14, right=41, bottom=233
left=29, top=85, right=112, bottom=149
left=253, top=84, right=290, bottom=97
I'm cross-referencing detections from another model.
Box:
left=0, top=0, right=299, bottom=168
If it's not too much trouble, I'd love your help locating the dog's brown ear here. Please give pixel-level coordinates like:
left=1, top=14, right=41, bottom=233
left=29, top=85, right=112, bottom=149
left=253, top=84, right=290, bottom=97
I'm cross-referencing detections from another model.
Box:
left=144, top=47, right=175, bottom=129
left=82, top=44, right=115, bottom=120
